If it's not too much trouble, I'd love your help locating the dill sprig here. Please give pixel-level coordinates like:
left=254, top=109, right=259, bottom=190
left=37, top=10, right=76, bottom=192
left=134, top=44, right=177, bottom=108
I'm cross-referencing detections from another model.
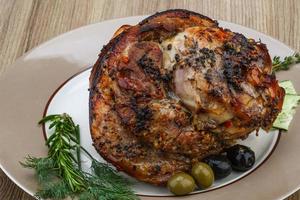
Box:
left=20, top=113, right=139, bottom=200
left=272, top=53, right=300, bottom=72
left=79, top=160, right=138, bottom=200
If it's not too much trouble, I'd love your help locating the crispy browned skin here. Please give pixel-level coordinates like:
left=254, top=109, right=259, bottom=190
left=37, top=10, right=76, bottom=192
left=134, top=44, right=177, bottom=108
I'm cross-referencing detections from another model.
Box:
left=89, top=9, right=284, bottom=185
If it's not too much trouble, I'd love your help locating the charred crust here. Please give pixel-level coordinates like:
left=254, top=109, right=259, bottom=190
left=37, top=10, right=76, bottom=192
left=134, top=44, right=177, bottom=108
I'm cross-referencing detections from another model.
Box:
left=138, top=9, right=218, bottom=42
left=150, top=164, right=162, bottom=175
left=223, top=33, right=256, bottom=60
left=223, top=59, right=244, bottom=91
left=193, top=48, right=216, bottom=69
left=161, top=73, right=173, bottom=89
left=138, top=54, right=161, bottom=80
left=114, top=103, right=135, bottom=126
left=90, top=31, right=127, bottom=91
left=134, top=106, right=153, bottom=132
left=175, top=54, right=180, bottom=62
left=139, top=9, right=218, bottom=26
left=138, top=24, right=177, bottom=42
left=89, top=30, right=128, bottom=128
left=208, top=88, right=223, bottom=98
left=204, top=69, right=213, bottom=83
left=222, top=33, right=265, bottom=93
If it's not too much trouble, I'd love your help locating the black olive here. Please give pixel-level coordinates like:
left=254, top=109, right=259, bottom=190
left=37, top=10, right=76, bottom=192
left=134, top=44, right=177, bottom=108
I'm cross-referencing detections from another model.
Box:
left=203, top=155, right=232, bottom=179
left=226, top=144, right=255, bottom=172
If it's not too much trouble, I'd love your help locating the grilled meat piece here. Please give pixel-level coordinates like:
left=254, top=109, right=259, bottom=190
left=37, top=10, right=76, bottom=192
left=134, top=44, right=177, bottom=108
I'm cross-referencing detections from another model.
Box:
left=89, top=9, right=284, bottom=185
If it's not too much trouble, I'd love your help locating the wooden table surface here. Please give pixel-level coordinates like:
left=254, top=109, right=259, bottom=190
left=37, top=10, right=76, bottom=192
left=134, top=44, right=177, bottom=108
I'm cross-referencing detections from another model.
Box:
left=0, top=0, right=299, bottom=199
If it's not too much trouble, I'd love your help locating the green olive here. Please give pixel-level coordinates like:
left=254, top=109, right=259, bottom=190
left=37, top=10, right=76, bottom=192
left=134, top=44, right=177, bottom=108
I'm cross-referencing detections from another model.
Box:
left=191, top=162, right=214, bottom=189
left=167, top=172, right=196, bottom=195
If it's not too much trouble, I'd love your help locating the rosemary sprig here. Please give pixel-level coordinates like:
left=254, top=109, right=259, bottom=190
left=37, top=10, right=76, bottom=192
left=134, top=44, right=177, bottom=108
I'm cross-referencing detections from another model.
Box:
left=272, top=53, right=300, bottom=72
left=20, top=113, right=138, bottom=200
left=40, top=114, right=85, bottom=192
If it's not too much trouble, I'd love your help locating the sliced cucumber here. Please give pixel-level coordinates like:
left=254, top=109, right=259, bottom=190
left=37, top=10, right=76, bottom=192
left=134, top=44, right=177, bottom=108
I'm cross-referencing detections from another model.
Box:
left=273, top=81, right=300, bottom=130
left=278, top=80, right=297, bottom=95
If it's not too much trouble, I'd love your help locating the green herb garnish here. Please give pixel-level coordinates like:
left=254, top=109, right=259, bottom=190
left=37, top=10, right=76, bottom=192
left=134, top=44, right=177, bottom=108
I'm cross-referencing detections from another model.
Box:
left=272, top=53, right=300, bottom=72
left=21, top=114, right=139, bottom=200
